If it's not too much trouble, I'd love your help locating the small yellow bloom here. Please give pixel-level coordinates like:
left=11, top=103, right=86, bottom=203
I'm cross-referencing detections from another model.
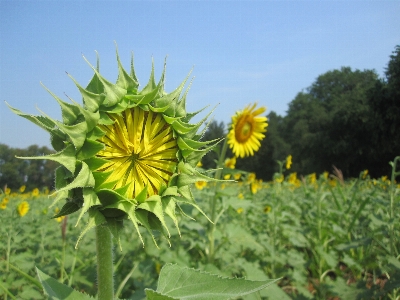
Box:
left=227, top=103, right=268, bottom=158
left=0, top=201, right=7, bottom=210
left=17, top=201, right=29, bottom=217
left=308, top=173, right=317, bottom=184
left=224, top=174, right=231, bottom=180
left=251, top=179, right=263, bottom=194
left=247, top=173, right=256, bottom=183
left=234, top=173, right=242, bottom=181
left=329, top=178, right=337, bottom=187
left=5, top=188, right=11, bottom=195
left=224, top=157, right=236, bottom=169
left=322, top=171, right=329, bottom=180
left=19, top=185, right=26, bottom=193
left=195, top=181, right=208, bottom=190
left=31, top=188, right=40, bottom=197
left=286, top=155, right=292, bottom=170
left=361, top=170, right=368, bottom=179
left=274, top=174, right=284, bottom=183
left=381, top=176, right=388, bottom=182
left=237, top=207, right=244, bottom=214
left=196, top=161, right=203, bottom=168
left=263, top=205, right=272, bottom=213
left=2, top=197, right=9, bottom=204
left=54, top=208, right=65, bottom=223
left=238, top=193, right=244, bottom=199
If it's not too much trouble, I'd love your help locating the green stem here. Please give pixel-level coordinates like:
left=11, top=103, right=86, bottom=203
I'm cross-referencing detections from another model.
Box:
left=389, top=157, right=399, bottom=256
left=96, top=225, right=114, bottom=300
left=208, top=138, right=229, bottom=263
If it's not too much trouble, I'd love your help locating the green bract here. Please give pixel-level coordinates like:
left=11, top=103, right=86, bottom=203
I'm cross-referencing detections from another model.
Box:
left=7, top=46, right=220, bottom=247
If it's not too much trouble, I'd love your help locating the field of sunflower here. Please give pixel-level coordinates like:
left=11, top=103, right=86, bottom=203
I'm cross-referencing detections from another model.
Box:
left=1, top=165, right=399, bottom=299
left=1, top=47, right=399, bottom=299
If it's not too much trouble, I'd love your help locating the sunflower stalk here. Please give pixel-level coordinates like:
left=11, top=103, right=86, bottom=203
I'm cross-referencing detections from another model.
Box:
left=207, top=138, right=228, bottom=263
left=95, top=225, right=114, bottom=300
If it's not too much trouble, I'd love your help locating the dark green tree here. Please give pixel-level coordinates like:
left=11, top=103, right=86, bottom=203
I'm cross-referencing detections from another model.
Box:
left=0, top=144, right=57, bottom=191
left=283, top=67, right=380, bottom=177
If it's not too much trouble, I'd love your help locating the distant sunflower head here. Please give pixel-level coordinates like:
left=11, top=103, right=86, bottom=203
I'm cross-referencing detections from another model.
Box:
left=227, top=103, right=268, bottom=158
left=7, top=45, right=220, bottom=247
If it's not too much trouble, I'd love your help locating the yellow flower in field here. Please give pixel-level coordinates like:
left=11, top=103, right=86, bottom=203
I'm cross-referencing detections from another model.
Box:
left=19, top=185, right=26, bottom=193
left=54, top=208, right=65, bottom=222
left=361, top=170, right=368, bottom=179
left=3, top=197, right=9, bottom=204
left=5, top=188, right=11, bottom=195
left=227, top=103, right=268, bottom=158
left=196, top=161, right=203, bottom=168
left=329, top=178, right=337, bottom=187
left=0, top=200, right=7, bottom=210
left=224, top=174, right=231, bottom=180
left=288, top=172, right=301, bottom=188
left=286, top=155, right=292, bottom=170
left=237, top=207, right=244, bottom=214
left=224, top=157, right=236, bottom=169
left=7, top=47, right=220, bottom=246
left=31, top=188, right=39, bottom=197
left=17, top=201, right=29, bottom=217
left=322, top=171, right=329, bottom=180
left=247, top=172, right=256, bottom=183
left=251, top=179, right=263, bottom=194
left=274, top=174, right=284, bottom=183
left=195, top=181, right=208, bottom=190
left=263, top=205, right=271, bottom=213
left=238, top=193, right=244, bottom=199
left=381, top=176, right=388, bottom=182
left=234, top=173, right=242, bottom=181
left=308, top=173, right=317, bottom=184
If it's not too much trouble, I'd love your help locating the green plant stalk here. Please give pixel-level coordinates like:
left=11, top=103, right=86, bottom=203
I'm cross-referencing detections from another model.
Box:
left=96, top=225, right=114, bottom=300
left=389, top=157, right=399, bottom=256
left=208, top=138, right=228, bottom=263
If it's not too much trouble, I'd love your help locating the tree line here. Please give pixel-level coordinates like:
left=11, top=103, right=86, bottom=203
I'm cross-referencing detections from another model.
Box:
left=1, top=46, right=399, bottom=188
left=203, top=45, right=400, bottom=180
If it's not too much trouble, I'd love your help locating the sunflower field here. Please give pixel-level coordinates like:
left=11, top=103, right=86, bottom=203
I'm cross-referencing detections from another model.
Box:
left=1, top=159, right=399, bottom=299
left=1, top=48, right=400, bottom=299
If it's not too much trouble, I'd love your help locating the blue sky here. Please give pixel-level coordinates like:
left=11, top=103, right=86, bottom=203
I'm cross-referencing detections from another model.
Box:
left=1, top=1, right=399, bottom=149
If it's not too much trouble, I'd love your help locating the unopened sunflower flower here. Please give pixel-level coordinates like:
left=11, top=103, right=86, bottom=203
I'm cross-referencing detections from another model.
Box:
left=285, top=155, right=292, bottom=170
left=227, top=103, right=268, bottom=158
left=7, top=47, right=219, bottom=246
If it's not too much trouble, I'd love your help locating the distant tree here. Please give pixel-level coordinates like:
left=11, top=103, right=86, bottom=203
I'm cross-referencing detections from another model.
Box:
left=0, top=144, right=56, bottom=191
left=368, top=45, right=400, bottom=175
left=283, top=67, right=380, bottom=177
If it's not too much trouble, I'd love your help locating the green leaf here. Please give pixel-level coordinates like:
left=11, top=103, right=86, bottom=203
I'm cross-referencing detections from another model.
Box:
left=75, top=208, right=106, bottom=248
left=75, top=188, right=102, bottom=226
left=56, top=121, right=88, bottom=150
left=52, top=201, right=80, bottom=218
left=76, top=139, right=105, bottom=160
left=150, top=264, right=279, bottom=300
left=36, top=267, right=94, bottom=300
left=16, top=144, right=76, bottom=174
left=56, top=162, right=95, bottom=194
left=146, top=289, right=178, bottom=300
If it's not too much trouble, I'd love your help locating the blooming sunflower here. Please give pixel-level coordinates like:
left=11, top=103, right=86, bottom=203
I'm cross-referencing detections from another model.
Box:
left=7, top=47, right=219, bottom=246
left=227, top=103, right=268, bottom=158
left=17, top=201, right=30, bottom=217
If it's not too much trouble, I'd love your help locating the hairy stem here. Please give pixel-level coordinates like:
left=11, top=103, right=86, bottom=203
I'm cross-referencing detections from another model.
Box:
left=96, top=225, right=114, bottom=300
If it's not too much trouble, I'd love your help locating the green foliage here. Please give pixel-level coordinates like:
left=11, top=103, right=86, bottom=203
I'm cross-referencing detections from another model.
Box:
left=1, top=159, right=399, bottom=299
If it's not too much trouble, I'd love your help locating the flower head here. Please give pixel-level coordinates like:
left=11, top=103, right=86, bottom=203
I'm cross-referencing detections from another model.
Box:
left=17, top=201, right=29, bottom=217
left=227, top=103, right=268, bottom=158
left=7, top=46, right=219, bottom=246
left=224, top=157, right=236, bottom=169
left=285, top=155, right=292, bottom=170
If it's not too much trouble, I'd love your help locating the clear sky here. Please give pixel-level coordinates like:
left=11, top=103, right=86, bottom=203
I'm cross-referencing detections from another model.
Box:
left=1, top=1, right=399, bottom=149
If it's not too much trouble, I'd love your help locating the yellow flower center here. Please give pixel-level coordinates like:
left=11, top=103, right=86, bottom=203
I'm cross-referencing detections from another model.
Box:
left=96, top=107, right=178, bottom=199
